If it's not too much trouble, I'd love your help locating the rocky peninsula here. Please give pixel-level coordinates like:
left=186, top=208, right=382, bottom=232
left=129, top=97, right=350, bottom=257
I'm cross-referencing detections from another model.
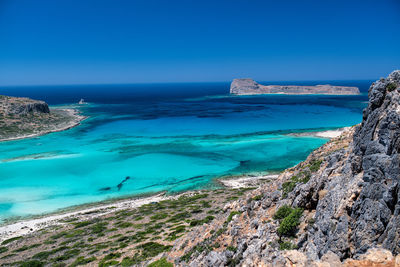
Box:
left=230, top=78, right=360, bottom=95
left=0, top=95, right=85, bottom=142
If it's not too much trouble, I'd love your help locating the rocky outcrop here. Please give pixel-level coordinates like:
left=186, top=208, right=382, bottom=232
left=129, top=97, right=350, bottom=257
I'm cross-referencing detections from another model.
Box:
left=0, top=96, right=50, bottom=116
left=0, top=95, right=85, bottom=141
left=169, top=71, right=399, bottom=266
left=230, top=78, right=360, bottom=95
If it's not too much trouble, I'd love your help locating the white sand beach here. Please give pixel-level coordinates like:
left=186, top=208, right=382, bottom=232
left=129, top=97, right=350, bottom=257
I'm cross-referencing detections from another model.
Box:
left=287, top=127, right=350, bottom=139
left=0, top=174, right=270, bottom=243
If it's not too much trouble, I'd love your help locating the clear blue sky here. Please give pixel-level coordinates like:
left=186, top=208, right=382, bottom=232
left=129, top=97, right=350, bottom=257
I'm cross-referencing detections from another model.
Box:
left=0, top=0, right=399, bottom=85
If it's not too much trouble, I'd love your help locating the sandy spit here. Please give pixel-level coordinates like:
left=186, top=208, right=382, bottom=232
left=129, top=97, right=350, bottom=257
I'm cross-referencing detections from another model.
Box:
left=287, top=127, right=350, bottom=139
left=218, top=174, right=279, bottom=189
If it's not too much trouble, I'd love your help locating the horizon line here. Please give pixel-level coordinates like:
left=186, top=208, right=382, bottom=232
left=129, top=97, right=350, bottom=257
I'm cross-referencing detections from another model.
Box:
left=0, top=78, right=378, bottom=88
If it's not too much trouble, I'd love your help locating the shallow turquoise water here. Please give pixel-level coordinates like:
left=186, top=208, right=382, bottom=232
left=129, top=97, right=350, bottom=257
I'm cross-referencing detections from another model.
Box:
left=0, top=83, right=368, bottom=221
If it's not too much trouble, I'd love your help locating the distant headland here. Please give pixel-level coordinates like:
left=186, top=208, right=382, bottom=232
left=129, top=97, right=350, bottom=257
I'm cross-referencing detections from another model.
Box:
left=230, top=78, right=360, bottom=95
left=0, top=95, right=86, bottom=142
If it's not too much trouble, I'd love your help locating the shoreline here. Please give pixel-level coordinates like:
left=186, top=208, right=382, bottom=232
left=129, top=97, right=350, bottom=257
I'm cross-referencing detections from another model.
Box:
left=286, top=127, right=350, bottom=139
left=0, top=107, right=87, bottom=143
left=0, top=193, right=173, bottom=242
left=217, top=174, right=279, bottom=188
left=0, top=174, right=274, bottom=243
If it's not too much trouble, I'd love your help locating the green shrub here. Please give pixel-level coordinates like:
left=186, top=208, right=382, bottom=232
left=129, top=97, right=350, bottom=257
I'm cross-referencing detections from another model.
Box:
left=200, top=200, right=211, bottom=208
left=14, top=244, right=40, bottom=252
left=309, top=160, right=322, bottom=172
left=73, top=220, right=93, bottom=228
left=189, top=215, right=215, bottom=227
left=103, top=252, right=121, bottom=261
left=91, top=222, right=108, bottom=234
left=277, top=208, right=303, bottom=237
left=279, top=241, right=296, bottom=250
left=53, top=249, right=80, bottom=261
left=70, top=256, right=96, bottom=266
left=387, top=82, right=397, bottom=92
left=150, top=213, right=169, bottom=220
left=252, top=195, right=263, bottom=201
left=137, top=242, right=172, bottom=258
left=227, top=246, right=237, bottom=252
left=20, top=260, right=44, bottom=267
left=99, top=260, right=119, bottom=267
left=181, top=243, right=212, bottom=262
left=300, top=172, right=311, bottom=183
left=273, top=205, right=293, bottom=220
left=1, top=236, right=22, bottom=245
left=148, top=257, right=173, bottom=267
left=50, top=231, right=68, bottom=239
left=121, top=257, right=137, bottom=266
left=281, top=171, right=313, bottom=198
left=0, top=246, right=8, bottom=253
left=167, top=211, right=191, bottom=223
left=226, top=211, right=241, bottom=223
left=115, top=221, right=133, bottom=228
left=281, top=181, right=296, bottom=198
left=33, top=251, right=52, bottom=260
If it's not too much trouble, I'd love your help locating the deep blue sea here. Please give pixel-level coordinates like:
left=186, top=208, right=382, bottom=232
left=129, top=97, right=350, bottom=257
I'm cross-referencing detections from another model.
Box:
left=0, top=80, right=371, bottom=222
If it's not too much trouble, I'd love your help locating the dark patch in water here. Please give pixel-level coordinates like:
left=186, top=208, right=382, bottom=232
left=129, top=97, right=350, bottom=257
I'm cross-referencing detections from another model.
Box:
left=240, top=160, right=251, bottom=166
left=117, top=176, right=131, bottom=191
left=99, top=187, right=111, bottom=192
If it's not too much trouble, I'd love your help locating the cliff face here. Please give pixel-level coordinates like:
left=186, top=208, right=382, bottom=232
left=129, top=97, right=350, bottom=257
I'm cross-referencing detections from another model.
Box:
left=294, top=70, right=400, bottom=259
left=168, top=71, right=400, bottom=266
left=0, top=96, right=50, bottom=116
left=350, top=71, right=400, bottom=254
left=230, top=78, right=360, bottom=95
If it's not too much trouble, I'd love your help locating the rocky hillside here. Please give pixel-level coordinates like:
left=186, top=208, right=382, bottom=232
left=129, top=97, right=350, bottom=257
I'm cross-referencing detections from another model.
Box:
left=168, top=71, right=400, bottom=266
left=0, top=95, right=85, bottom=141
left=230, top=78, right=360, bottom=95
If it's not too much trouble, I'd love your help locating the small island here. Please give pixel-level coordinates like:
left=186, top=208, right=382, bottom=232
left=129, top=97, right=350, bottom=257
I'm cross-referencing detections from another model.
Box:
left=0, top=95, right=86, bottom=142
left=230, top=78, right=360, bottom=95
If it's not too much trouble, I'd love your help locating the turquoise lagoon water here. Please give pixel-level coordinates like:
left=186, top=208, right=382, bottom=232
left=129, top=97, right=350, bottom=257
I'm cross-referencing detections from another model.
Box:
left=0, top=82, right=370, bottom=221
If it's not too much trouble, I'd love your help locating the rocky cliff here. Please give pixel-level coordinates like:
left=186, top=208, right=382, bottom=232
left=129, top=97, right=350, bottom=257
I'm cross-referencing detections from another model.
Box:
left=230, top=78, right=360, bottom=95
left=168, top=71, right=400, bottom=266
left=0, top=95, right=50, bottom=116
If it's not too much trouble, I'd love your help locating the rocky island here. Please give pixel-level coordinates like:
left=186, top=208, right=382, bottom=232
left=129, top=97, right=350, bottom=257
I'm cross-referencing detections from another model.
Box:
left=230, top=78, right=360, bottom=95
left=0, top=95, right=86, bottom=141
